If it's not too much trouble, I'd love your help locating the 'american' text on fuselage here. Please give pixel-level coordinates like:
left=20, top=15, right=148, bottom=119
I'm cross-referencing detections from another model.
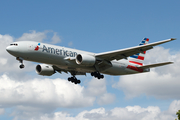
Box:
left=42, top=45, right=77, bottom=57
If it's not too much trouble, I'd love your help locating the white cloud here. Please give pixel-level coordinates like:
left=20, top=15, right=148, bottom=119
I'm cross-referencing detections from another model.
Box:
left=19, top=100, right=178, bottom=120
left=40, top=112, right=75, bottom=120
left=68, top=41, right=73, bottom=47
left=84, top=78, right=115, bottom=105
left=97, top=93, right=115, bottom=105
left=113, top=46, right=180, bottom=99
left=16, top=30, right=62, bottom=44
left=0, top=58, right=7, bottom=65
left=168, top=100, right=180, bottom=114
left=0, top=34, right=14, bottom=55
left=0, top=108, right=4, bottom=115
left=0, top=73, right=115, bottom=120
left=51, top=32, right=61, bottom=44
left=84, top=78, right=107, bottom=96
left=0, top=74, right=95, bottom=108
left=16, top=30, right=48, bottom=42
left=0, top=73, right=116, bottom=119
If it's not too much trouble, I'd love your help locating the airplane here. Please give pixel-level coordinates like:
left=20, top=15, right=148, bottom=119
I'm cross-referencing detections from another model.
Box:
left=6, top=38, right=175, bottom=84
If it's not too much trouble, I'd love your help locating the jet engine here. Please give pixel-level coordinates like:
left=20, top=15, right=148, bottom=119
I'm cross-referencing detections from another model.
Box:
left=76, top=54, right=96, bottom=66
left=36, top=64, right=55, bottom=76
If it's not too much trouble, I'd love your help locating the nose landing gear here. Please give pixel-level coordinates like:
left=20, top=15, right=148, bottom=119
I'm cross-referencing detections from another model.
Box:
left=19, top=64, right=25, bottom=69
left=16, top=57, right=25, bottom=69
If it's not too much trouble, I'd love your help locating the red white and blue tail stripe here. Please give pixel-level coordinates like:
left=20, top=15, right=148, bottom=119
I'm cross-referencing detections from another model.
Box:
left=129, top=38, right=149, bottom=66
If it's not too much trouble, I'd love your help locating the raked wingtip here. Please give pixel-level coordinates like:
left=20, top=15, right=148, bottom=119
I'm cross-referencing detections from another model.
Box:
left=171, top=38, right=177, bottom=40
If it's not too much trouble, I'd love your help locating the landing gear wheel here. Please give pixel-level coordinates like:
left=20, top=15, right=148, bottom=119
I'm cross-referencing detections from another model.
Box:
left=77, top=80, right=81, bottom=84
left=19, top=64, right=25, bottom=69
left=17, top=57, right=25, bottom=69
left=71, top=77, right=75, bottom=83
left=67, top=77, right=81, bottom=84
left=91, top=72, right=104, bottom=79
left=68, top=77, right=71, bottom=81
left=100, top=75, right=104, bottom=79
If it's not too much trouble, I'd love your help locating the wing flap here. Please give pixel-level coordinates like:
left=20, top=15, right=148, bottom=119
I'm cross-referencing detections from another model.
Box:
left=137, top=62, right=173, bottom=69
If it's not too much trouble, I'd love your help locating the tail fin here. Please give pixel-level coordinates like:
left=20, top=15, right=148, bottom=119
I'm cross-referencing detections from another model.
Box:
left=128, top=38, right=149, bottom=66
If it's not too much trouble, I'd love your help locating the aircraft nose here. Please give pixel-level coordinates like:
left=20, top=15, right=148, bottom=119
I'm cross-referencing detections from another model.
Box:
left=6, top=46, right=17, bottom=54
left=6, top=46, right=12, bottom=53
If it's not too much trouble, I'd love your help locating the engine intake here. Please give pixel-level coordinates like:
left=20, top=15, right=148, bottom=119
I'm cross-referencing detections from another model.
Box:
left=36, top=64, right=55, bottom=76
left=76, top=54, right=96, bottom=66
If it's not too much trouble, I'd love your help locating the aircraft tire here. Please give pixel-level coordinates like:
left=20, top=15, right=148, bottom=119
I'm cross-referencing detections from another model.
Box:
left=68, top=77, right=81, bottom=84
left=68, top=77, right=71, bottom=81
left=71, top=78, right=75, bottom=83
left=100, top=75, right=104, bottom=79
left=19, top=64, right=25, bottom=69
left=77, top=80, right=81, bottom=84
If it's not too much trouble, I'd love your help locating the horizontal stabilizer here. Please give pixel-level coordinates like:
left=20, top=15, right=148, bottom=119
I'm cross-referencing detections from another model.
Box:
left=137, top=62, right=173, bottom=69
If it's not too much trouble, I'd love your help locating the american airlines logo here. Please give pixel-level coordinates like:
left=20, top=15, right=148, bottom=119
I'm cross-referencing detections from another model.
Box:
left=41, top=44, right=77, bottom=57
left=34, top=43, right=40, bottom=51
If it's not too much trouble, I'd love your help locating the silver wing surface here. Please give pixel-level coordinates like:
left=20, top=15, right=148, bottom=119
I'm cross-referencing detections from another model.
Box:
left=95, top=38, right=176, bottom=61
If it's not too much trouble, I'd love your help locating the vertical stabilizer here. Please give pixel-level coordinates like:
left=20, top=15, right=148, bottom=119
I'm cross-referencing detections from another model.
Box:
left=129, top=38, right=149, bottom=66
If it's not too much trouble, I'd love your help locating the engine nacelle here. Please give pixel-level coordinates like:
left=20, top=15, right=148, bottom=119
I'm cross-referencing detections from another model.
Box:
left=76, top=54, right=96, bottom=66
left=36, top=64, right=55, bottom=76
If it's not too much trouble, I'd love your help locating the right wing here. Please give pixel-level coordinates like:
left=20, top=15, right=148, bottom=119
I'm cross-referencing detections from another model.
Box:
left=95, top=38, right=176, bottom=61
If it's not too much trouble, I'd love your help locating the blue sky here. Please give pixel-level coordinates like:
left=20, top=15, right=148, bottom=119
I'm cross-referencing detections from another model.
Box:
left=0, top=0, right=180, bottom=120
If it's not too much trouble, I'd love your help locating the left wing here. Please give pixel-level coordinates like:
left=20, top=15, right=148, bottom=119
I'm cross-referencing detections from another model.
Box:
left=95, top=38, right=176, bottom=61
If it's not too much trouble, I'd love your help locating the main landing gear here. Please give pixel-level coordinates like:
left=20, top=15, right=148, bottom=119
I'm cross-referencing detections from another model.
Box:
left=68, top=76, right=81, bottom=84
left=91, top=72, right=104, bottom=79
left=16, top=57, right=25, bottom=69
left=67, top=72, right=104, bottom=84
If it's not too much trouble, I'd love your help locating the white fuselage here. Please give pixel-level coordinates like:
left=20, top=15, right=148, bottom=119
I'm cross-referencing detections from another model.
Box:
left=6, top=41, right=149, bottom=76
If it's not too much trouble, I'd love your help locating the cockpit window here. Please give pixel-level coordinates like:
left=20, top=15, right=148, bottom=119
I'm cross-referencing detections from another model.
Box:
left=10, top=43, right=18, bottom=46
